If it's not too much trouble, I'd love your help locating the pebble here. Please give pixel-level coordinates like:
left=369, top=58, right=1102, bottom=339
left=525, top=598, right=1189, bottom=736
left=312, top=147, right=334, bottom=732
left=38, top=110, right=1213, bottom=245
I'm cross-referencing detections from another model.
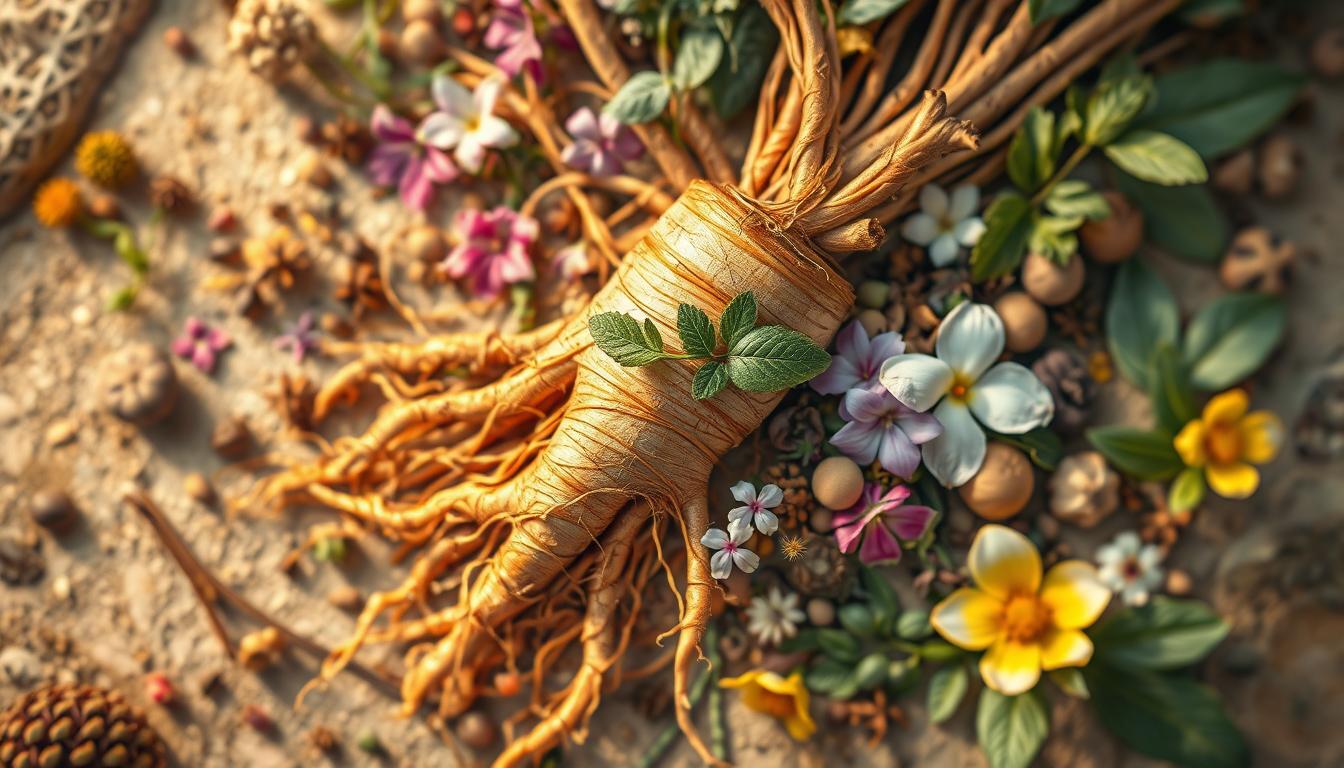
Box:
left=51, top=575, right=72, bottom=602
left=184, top=472, right=215, bottom=505
left=327, top=585, right=362, bottom=611
left=0, top=646, right=41, bottom=686
left=211, top=418, right=254, bottom=460
left=207, top=206, right=238, bottom=232
left=811, top=456, right=865, bottom=510
left=163, top=26, right=194, bottom=57
left=806, top=597, right=835, bottom=626
left=809, top=506, right=833, bottom=534
left=456, top=712, right=498, bottom=750
left=1165, top=568, right=1193, bottom=596
left=45, top=418, right=78, bottom=447
left=29, top=488, right=78, bottom=534
left=70, top=305, right=93, bottom=327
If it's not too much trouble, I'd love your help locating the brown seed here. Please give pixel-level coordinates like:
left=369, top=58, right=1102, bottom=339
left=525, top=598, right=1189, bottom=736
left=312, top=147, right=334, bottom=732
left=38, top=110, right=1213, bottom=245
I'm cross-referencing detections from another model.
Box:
left=327, top=585, right=362, bottom=611
left=1021, top=250, right=1084, bottom=306
left=400, top=19, right=444, bottom=65
left=809, top=507, right=833, bottom=534
left=806, top=597, right=835, bottom=626
left=1311, top=27, right=1344, bottom=79
left=1165, top=568, right=1193, bottom=596
left=29, top=488, right=78, bottom=534
left=958, top=444, right=1034, bottom=521
left=1257, top=134, right=1302, bottom=199
left=320, top=312, right=356, bottom=339
left=208, top=206, right=238, bottom=232
left=184, top=472, right=215, bottom=505
left=293, top=116, right=318, bottom=144
left=855, top=308, right=887, bottom=338
left=209, top=237, right=242, bottom=264
left=211, top=417, right=253, bottom=460
left=456, top=711, right=498, bottom=749
left=992, top=292, right=1046, bottom=353
left=1079, top=191, right=1143, bottom=264
left=102, top=344, right=179, bottom=426
left=88, top=194, right=121, bottom=220
left=297, top=152, right=334, bottom=189
left=812, top=456, right=864, bottom=511
left=404, top=225, right=445, bottom=263
left=163, top=26, right=194, bottom=57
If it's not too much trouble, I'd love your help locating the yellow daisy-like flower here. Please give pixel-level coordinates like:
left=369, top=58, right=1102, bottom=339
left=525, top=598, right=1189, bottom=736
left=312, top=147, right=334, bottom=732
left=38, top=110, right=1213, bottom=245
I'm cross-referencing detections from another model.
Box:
left=1173, top=389, right=1282, bottom=499
left=32, top=178, right=83, bottom=229
left=75, top=130, right=138, bottom=189
left=930, top=525, right=1110, bottom=696
left=719, top=669, right=816, bottom=741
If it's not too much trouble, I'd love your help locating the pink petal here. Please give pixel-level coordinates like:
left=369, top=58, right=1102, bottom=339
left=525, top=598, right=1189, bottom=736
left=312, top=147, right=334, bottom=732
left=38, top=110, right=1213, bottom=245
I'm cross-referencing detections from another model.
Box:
left=884, top=504, right=936, bottom=541
left=191, top=346, right=216, bottom=373
left=859, top=524, right=904, bottom=565
left=877, top=426, right=921, bottom=478
left=422, top=147, right=459, bottom=184
left=810, top=355, right=860, bottom=395
left=842, top=388, right=890, bottom=423
left=896, top=409, right=944, bottom=444
left=565, top=107, right=602, bottom=142
left=170, top=337, right=193, bottom=359
left=829, top=421, right=880, bottom=464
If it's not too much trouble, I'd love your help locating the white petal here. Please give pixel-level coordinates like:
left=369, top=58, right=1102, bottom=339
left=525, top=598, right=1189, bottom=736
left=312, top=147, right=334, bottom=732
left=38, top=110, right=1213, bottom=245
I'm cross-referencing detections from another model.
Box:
left=968, top=362, right=1055, bottom=434
left=730, top=481, right=757, bottom=504
left=935, top=302, right=1004, bottom=381
left=473, top=75, right=506, bottom=118
left=954, top=216, right=987, bottom=247
left=732, top=548, right=760, bottom=574
left=700, top=528, right=728, bottom=549
left=948, top=184, right=981, bottom=221
left=921, top=399, right=987, bottom=488
left=710, top=550, right=733, bottom=580
left=918, top=184, right=949, bottom=218
left=727, top=506, right=751, bottom=527
left=879, top=354, right=954, bottom=412
left=472, top=115, right=519, bottom=150
left=928, top=233, right=960, bottom=267
left=728, top=519, right=754, bottom=544
left=756, top=484, right=783, bottom=508
left=416, top=113, right=466, bottom=149
left=432, top=74, right=475, bottom=118
left=755, top=509, right=779, bottom=536
left=901, top=212, right=941, bottom=246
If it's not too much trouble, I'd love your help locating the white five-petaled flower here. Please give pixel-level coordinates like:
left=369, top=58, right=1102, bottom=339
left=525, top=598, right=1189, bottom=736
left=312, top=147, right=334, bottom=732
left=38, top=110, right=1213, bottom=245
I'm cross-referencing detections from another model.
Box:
left=1096, top=532, right=1165, bottom=607
left=900, top=184, right=986, bottom=267
left=879, top=301, right=1054, bottom=487
left=728, top=481, right=782, bottom=536
left=702, top=523, right=760, bottom=580
left=745, top=586, right=806, bottom=647
left=417, top=74, right=520, bottom=175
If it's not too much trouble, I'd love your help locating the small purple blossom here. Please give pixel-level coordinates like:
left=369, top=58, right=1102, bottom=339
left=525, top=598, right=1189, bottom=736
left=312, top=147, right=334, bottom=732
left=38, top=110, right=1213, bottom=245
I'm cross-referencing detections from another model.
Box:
left=811, top=320, right=905, bottom=395
left=440, top=206, right=537, bottom=298
left=172, top=316, right=231, bottom=374
left=274, top=311, right=319, bottom=363
left=832, top=483, right=937, bottom=565
left=830, top=387, right=942, bottom=479
left=561, top=107, right=643, bottom=177
left=484, top=0, right=543, bottom=80
left=367, top=105, right=458, bottom=210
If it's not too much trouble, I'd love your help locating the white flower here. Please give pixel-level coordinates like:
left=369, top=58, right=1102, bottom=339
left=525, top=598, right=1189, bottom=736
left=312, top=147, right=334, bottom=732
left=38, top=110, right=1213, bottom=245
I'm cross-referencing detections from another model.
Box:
left=878, top=302, right=1054, bottom=487
left=745, top=586, right=805, bottom=647
left=1096, top=532, right=1165, bottom=606
left=701, top=522, right=760, bottom=580
left=900, top=184, right=987, bottom=267
left=728, top=481, right=782, bottom=536
left=418, top=74, right=520, bottom=174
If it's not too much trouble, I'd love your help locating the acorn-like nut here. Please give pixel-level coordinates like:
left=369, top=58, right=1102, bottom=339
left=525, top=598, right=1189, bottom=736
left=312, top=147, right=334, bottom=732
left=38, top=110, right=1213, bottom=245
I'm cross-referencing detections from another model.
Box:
left=856, top=280, right=889, bottom=310
left=1079, top=191, right=1143, bottom=264
left=1311, top=27, right=1344, bottom=79
left=856, top=308, right=887, bottom=338
left=1220, top=227, right=1295, bottom=295
left=405, top=225, right=445, bottom=263
left=958, top=443, right=1034, bottom=521
left=400, top=19, right=444, bottom=66
left=812, top=456, right=865, bottom=511
left=1257, top=134, right=1302, bottom=199
left=102, top=343, right=179, bottom=426
left=1212, top=149, right=1255, bottom=196
left=1021, top=250, right=1084, bottom=306
left=1047, top=451, right=1119, bottom=528
left=992, top=292, right=1046, bottom=353
left=297, top=151, right=333, bottom=189
left=403, top=0, right=442, bottom=22
left=456, top=711, right=498, bottom=750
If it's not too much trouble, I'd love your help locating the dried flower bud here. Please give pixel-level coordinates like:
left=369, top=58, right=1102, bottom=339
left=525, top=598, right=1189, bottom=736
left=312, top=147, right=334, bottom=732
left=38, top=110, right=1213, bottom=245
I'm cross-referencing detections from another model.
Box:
left=145, top=672, right=175, bottom=705
left=102, top=344, right=179, bottom=426
left=150, top=175, right=193, bottom=214
left=456, top=712, right=498, bottom=750
left=1031, top=348, right=1094, bottom=433
left=29, top=489, right=78, bottom=534
left=1048, top=451, right=1120, bottom=528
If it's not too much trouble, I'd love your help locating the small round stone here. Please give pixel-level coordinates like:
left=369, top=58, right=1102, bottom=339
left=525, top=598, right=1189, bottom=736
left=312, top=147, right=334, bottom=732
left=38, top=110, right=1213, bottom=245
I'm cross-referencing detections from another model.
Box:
left=1257, top=134, right=1302, bottom=199
left=88, top=194, right=121, bottom=219
left=958, top=443, right=1034, bottom=521
left=855, top=308, right=887, bottom=338
left=297, top=152, right=333, bottom=189
left=809, top=506, right=833, bottom=534
left=403, top=0, right=442, bottom=22
left=400, top=19, right=444, bottom=65
left=812, top=456, right=865, bottom=511
left=856, top=280, right=889, bottom=310
left=1165, top=569, right=1193, bottom=596
left=327, top=585, right=362, bottom=611
left=456, top=711, right=498, bottom=750
left=1021, top=250, right=1085, bottom=306
left=29, top=488, right=77, bottom=534
left=993, top=292, right=1046, bottom=353
left=806, top=597, right=835, bottom=626
left=184, top=472, right=215, bottom=505
left=405, top=225, right=445, bottom=263
left=1079, top=191, right=1143, bottom=264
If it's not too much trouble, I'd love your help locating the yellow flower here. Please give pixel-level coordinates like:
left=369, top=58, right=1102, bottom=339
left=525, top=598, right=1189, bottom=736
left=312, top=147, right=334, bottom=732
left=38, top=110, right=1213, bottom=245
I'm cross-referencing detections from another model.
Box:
left=719, top=669, right=815, bottom=741
left=930, top=525, right=1110, bottom=696
left=32, top=178, right=83, bottom=229
left=1173, top=389, right=1281, bottom=499
left=75, top=130, right=138, bottom=188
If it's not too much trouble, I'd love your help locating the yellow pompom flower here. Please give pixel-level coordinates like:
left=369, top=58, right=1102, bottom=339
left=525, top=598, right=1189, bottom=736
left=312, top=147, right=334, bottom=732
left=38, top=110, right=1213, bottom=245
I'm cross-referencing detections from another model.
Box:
left=32, top=178, right=83, bottom=229
left=75, top=130, right=138, bottom=188
left=719, top=669, right=815, bottom=741
left=1173, top=389, right=1282, bottom=499
left=930, top=525, right=1110, bottom=696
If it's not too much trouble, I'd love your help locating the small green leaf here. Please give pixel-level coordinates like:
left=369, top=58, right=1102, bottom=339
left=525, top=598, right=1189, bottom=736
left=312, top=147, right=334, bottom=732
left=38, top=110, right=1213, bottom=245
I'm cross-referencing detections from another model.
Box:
left=918, top=641, right=964, bottom=663
left=806, top=657, right=857, bottom=696
left=1048, top=668, right=1090, bottom=699
left=816, top=629, right=863, bottom=664
left=838, top=603, right=877, bottom=637
left=718, top=291, right=758, bottom=349
left=1149, top=342, right=1196, bottom=437
left=836, top=0, right=911, bottom=26
left=1045, top=179, right=1111, bottom=220
left=726, top=326, right=830, bottom=392
left=604, top=71, right=671, bottom=125
left=1086, top=426, right=1184, bottom=481
left=989, top=428, right=1063, bottom=471
left=673, top=25, right=725, bottom=90
left=1168, top=467, right=1206, bottom=514
left=854, top=653, right=890, bottom=691
left=1105, top=259, right=1180, bottom=390
left=895, top=609, right=932, bottom=641
left=1182, top=293, right=1286, bottom=391
left=1028, top=213, right=1083, bottom=265
left=707, top=5, right=777, bottom=119
left=692, top=361, right=729, bottom=400
left=1084, top=73, right=1154, bottom=147
left=1115, top=173, right=1228, bottom=263
left=1006, top=107, right=1058, bottom=194
left=106, top=286, right=137, bottom=312
left=677, top=303, right=717, bottom=357
left=1090, top=597, right=1230, bottom=670
left=927, top=666, right=969, bottom=724
left=642, top=318, right=663, bottom=351
left=971, top=192, right=1033, bottom=282
left=1028, top=0, right=1082, bottom=23
left=860, top=566, right=901, bottom=632
left=588, top=312, right=668, bottom=366
left=976, top=689, right=1050, bottom=768
left=1104, top=130, right=1208, bottom=186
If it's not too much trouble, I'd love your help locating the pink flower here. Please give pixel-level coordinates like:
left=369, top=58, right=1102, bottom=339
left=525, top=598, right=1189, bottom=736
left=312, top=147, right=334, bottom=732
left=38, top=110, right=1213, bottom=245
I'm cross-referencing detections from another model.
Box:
left=810, top=320, right=905, bottom=395
left=561, top=107, right=643, bottom=176
left=172, top=316, right=231, bottom=374
left=274, top=311, right=319, bottom=363
left=367, top=105, right=458, bottom=210
left=484, top=0, right=542, bottom=80
left=440, top=206, right=537, bottom=298
left=832, top=483, right=937, bottom=565
left=830, top=387, right=942, bottom=479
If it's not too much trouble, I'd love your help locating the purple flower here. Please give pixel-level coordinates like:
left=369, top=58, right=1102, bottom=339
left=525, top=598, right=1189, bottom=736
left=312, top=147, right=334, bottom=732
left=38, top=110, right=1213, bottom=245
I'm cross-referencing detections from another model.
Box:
left=484, top=0, right=542, bottom=80
left=830, top=387, right=943, bottom=479
left=275, top=311, right=319, bottom=363
left=810, top=320, right=905, bottom=395
left=172, top=316, right=231, bottom=374
left=561, top=107, right=643, bottom=177
left=366, top=105, right=458, bottom=211
left=440, top=206, right=537, bottom=298
left=832, top=483, right=937, bottom=565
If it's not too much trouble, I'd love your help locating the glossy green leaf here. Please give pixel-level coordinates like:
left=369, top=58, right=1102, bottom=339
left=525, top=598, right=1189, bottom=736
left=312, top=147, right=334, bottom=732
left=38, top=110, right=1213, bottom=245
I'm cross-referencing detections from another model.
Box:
left=1104, top=130, right=1208, bottom=185
left=673, top=26, right=725, bottom=90
left=604, top=71, right=671, bottom=125
left=1105, top=259, right=1180, bottom=390
left=589, top=312, right=668, bottom=366
left=1090, top=597, right=1229, bottom=670
left=854, top=653, right=890, bottom=691
left=718, top=291, right=758, bottom=349
left=1182, top=292, right=1286, bottom=391
left=1045, top=179, right=1111, bottom=220
left=1168, top=467, right=1206, bottom=514
left=1149, top=342, right=1196, bottom=437
left=1048, top=668, right=1090, bottom=699
left=707, top=5, right=777, bottom=119
left=927, top=666, right=969, bottom=724
left=977, top=689, right=1049, bottom=768
left=837, top=0, right=911, bottom=25
left=677, top=303, right=717, bottom=357
left=1114, top=172, right=1228, bottom=263
left=971, top=192, right=1033, bottom=282
left=1029, top=0, right=1083, bottom=23
left=1006, top=107, right=1059, bottom=194
left=1084, top=73, right=1154, bottom=146
left=1028, top=213, right=1083, bottom=265
left=1086, top=426, right=1184, bottom=481
left=692, top=361, right=729, bottom=400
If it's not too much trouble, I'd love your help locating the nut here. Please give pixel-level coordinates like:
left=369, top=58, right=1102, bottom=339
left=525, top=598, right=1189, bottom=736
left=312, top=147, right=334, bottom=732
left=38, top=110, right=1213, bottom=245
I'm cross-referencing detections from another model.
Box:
left=101, top=344, right=179, bottom=425
left=992, top=292, right=1046, bottom=353
left=1021, top=250, right=1084, bottom=306
left=856, top=280, right=889, bottom=310
left=238, top=627, right=286, bottom=672
left=1048, top=451, right=1119, bottom=528
left=184, top=472, right=216, bottom=505
left=88, top=194, right=121, bottom=219
left=1257, top=134, right=1302, bottom=199
left=29, top=489, right=78, bottom=534
left=405, top=225, right=446, bottom=263
left=163, top=26, right=194, bottom=57
left=400, top=19, right=444, bottom=65
left=327, top=585, right=362, bottom=611
left=456, top=711, right=498, bottom=750
left=958, top=443, right=1034, bottom=521
left=806, top=597, right=835, bottom=626
left=855, top=308, right=887, bottom=338
left=1079, top=191, right=1143, bottom=264
left=1311, top=27, right=1344, bottom=79
left=403, top=0, right=442, bottom=22
left=297, top=151, right=334, bottom=189
left=1212, top=149, right=1255, bottom=196
left=811, top=456, right=864, bottom=510
left=1219, top=227, right=1295, bottom=295
left=211, top=417, right=254, bottom=460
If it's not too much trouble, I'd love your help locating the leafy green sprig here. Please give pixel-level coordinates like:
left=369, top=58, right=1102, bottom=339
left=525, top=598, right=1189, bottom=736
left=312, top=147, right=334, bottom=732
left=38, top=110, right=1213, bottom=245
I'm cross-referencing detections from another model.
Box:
left=587, top=291, right=830, bottom=400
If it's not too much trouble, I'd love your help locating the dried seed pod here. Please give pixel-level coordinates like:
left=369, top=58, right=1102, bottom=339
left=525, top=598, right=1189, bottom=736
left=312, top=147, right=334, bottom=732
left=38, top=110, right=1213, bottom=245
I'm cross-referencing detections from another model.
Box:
left=404, top=225, right=446, bottom=263
left=227, top=0, right=317, bottom=82
left=1031, top=348, right=1094, bottom=433
left=1079, top=191, right=1143, bottom=264
left=1220, top=227, right=1295, bottom=295
left=958, top=444, right=1034, bottom=521
left=149, top=175, right=193, bottom=214
left=1048, top=451, right=1119, bottom=528
left=1021, top=251, right=1084, bottom=306
left=403, top=0, right=442, bottom=22
left=101, top=343, right=179, bottom=426
left=400, top=19, right=444, bottom=66
left=163, top=26, right=195, bottom=57
left=456, top=711, right=498, bottom=750
left=1257, top=134, right=1302, bottom=199
left=184, top=472, right=216, bottom=505
left=1212, top=149, right=1255, bottom=196
left=993, top=292, right=1046, bottom=353
left=0, top=683, right=166, bottom=768
left=211, top=417, right=254, bottom=460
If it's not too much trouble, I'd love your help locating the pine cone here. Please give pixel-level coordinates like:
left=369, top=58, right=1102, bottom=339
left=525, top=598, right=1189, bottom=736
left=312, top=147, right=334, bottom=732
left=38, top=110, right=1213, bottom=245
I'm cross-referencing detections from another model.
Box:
left=227, top=0, right=317, bottom=82
left=0, top=683, right=166, bottom=768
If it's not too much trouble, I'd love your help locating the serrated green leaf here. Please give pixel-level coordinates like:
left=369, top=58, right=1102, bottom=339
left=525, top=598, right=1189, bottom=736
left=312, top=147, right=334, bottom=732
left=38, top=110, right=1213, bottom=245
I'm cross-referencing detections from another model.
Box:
left=1105, top=259, right=1180, bottom=390
left=726, top=325, right=830, bottom=392
left=719, top=291, right=758, bottom=349
left=837, top=0, right=910, bottom=26
left=604, top=71, right=671, bottom=125
left=1028, top=213, right=1083, bottom=265
left=643, top=318, right=663, bottom=351
left=977, top=689, right=1049, bottom=768
left=1114, top=172, right=1228, bottom=263
left=707, top=5, right=777, bottom=119
left=971, top=192, right=1033, bottom=282
left=1086, top=426, right=1185, bottom=481
left=691, top=361, right=729, bottom=400
left=588, top=312, right=668, bottom=367
left=1045, top=179, right=1111, bottom=220
left=677, top=303, right=717, bottom=357
left=927, top=666, right=969, bottom=724
left=1084, top=73, right=1154, bottom=146
left=1104, top=129, right=1208, bottom=186
left=673, top=25, right=725, bottom=90
left=1168, top=466, right=1206, bottom=514
left=1182, top=293, right=1286, bottom=391
left=1029, top=0, right=1082, bottom=23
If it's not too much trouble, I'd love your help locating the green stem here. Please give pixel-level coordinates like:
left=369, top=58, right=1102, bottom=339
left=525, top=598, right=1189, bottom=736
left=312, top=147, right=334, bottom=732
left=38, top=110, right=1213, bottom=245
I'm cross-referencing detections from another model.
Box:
left=1029, top=143, right=1092, bottom=207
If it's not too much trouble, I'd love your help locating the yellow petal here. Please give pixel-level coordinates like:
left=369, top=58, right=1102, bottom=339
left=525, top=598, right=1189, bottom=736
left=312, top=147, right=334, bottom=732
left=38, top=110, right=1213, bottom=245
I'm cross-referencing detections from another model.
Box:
left=969, top=524, right=1042, bottom=599
left=720, top=669, right=766, bottom=690
left=1039, top=628, right=1094, bottom=670
left=1203, top=389, right=1248, bottom=425
left=1039, top=560, right=1110, bottom=630
left=1206, top=461, right=1259, bottom=499
left=1239, top=411, right=1283, bottom=464
left=1173, top=419, right=1206, bottom=468
left=930, top=588, right=1004, bottom=651
left=979, top=639, right=1042, bottom=696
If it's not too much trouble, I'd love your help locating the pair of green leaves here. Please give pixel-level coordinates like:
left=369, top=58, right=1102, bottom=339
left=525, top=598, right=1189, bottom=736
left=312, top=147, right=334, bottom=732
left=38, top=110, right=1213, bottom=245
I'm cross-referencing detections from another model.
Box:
left=587, top=291, right=830, bottom=400
left=85, top=218, right=149, bottom=311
